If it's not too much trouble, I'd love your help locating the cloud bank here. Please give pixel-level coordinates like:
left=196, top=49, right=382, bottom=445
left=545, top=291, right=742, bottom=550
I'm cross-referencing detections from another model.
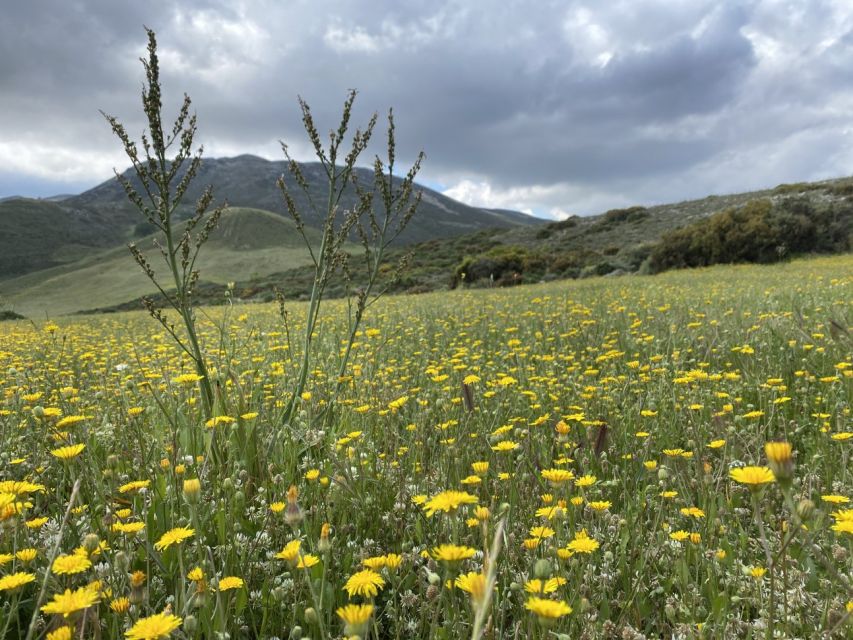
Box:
left=2, top=0, right=853, bottom=217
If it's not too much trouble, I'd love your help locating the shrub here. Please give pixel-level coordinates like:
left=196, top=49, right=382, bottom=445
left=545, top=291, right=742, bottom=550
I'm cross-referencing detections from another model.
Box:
left=648, top=197, right=852, bottom=273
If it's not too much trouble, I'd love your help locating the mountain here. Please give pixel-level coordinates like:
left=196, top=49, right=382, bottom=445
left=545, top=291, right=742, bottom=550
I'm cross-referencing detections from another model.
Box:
left=0, top=198, right=124, bottom=277
left=0, top=207, right=351, bottom=316
left=64, top=175, right=853, bottom=315
left=63, top=154, right=537, bottom=242
left=0, top=155, right=538, bottom=286
left=3, top=168, right=851, bottom=318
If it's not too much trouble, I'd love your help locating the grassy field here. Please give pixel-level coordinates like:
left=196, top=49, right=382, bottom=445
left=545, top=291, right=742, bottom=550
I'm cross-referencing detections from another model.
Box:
left=0, top=254, right=851, bottom=639
left=0, top=208, right=351, bottom=317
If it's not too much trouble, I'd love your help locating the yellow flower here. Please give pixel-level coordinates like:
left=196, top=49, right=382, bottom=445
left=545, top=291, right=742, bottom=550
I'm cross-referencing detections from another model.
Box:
left=422, top=490, right=478, bottom=517
left=730, top=466, right=775, bottom=485
left=431, top=544, right=476, bottom=563
left=172, top=373, right=203, bottom=384
left=154, top=527, right=194, bottom=551
left=575, top=474, right=597, bottom=487
left=456, top=571, right=488, bottom=604
left=297, top=554, right=320, bottom=569
left=707, top=439, right=726, bottom=449
left=187, top=567, right=205, bottom=581
left=47, top=627, right=73, bottom=640
left=669, top=530, right=690, bottom=542
left=0, top=572, right=35, bottom=592
left=125, top=610, right=182, bottom=639
left=491, top=440, right=519, bottom=452
left=587, top=501, right=612, bottom=511
left=765, top=441, right=794, bottom=479
left=305, top=469, right=320, bottom=481
left=525, top=596, right=572, bottom=620
left=750, top=566, right=767, bottom=580
left=52, top=553, right=92, bottom=575
left=471, top=461, right=489, bottom=475
left=680, top=507, right=705, bottom=519
left=336, top=603, right=374, bottom=636
left=112, top=521, right=145, bottom=535
left=218, top=576, right=244, bottom=591
left=25, top=516, right=48, bottom=529
left=566, top=529, right=599, bottom=554
left=204, top=415, right=236, bottom=428
left=541, top=469, right=574, bottom=485
left=529, top=526, right=555, bottom=539
left=51, top=443, right=85, bottom=460
left=525, top=577, right=567, bottom=593
left=275, top=540, right=302, bottom=564
left=15, top=548, right=37, bottom=564
left=55, top=415, right=89, bottom=429
left=41, top=585, right=100, bottom=618
left=118, top=480, right=151, bottom=494
left=821, top=495, right=849, bottom=504
left=344, top=569, right=385, bottom=598
left=182, top=478, right=201, bottom=500
left=110, top=597, right=130, bottom=613
left=383, top=553, right=403, bottom=569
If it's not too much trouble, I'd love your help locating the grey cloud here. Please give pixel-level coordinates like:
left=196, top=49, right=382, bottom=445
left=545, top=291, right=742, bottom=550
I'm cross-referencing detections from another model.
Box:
left=2, top=0, right=853, bottom=216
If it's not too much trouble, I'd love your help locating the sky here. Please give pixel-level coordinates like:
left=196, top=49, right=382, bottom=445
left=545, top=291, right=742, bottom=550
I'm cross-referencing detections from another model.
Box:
left=2, top=0, right=853, bottom=219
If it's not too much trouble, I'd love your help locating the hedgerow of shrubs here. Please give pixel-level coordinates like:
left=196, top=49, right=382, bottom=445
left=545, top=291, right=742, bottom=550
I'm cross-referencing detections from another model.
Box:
left=647, top=197, right=852, bottom=273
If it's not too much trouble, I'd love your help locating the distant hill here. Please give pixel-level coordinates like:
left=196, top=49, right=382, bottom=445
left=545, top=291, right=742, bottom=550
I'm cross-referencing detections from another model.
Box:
left=53, top=175, right=853, bottom=317
left=3, top=169, right=852, bottom=317
left=0, top=207, right=349, bottom=317
left=64, top=154, right=537, bottom=243
left=0, top=155, right=538, bottom=287
left=0, top=198, right=124, bottom=277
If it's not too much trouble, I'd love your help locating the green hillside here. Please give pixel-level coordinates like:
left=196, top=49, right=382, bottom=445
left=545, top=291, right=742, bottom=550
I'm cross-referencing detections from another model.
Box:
left=0, top=208, right=345, bottom=316
left=78, top=176, right=853, bottom=314
left=0, top=155, right=539, bottom=284
left=0, top=198, right=121, bottom=276
left=63, top=155, right=539, bottom=245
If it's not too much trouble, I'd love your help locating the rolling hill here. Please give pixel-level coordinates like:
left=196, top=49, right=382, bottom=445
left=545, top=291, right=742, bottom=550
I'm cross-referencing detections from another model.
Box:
left=0, top=208, right=354, bottom=317
left=62, top=154, right=536, bottom=244
left=67, top=175, right=853, bottom=315
left=0, top=154, right=539, bottom=283
left=3, top=171, right=851, bottom=318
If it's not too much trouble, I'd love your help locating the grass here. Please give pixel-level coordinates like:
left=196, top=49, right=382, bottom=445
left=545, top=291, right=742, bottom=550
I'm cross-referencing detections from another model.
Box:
left=0, top=208, right=356, bottom=317
left=0, top=254, right=850, bottom=639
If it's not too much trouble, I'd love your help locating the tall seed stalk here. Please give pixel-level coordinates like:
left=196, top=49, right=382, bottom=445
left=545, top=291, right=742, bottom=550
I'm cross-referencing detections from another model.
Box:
left=101, top=29, right=224, bottom=421
left=276, top=91, right=422, bottom=425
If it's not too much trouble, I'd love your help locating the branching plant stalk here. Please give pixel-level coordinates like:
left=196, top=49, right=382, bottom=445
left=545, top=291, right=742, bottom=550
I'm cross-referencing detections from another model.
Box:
left=276, top=94, right=422, bottom=427
left=101, top=28, right=224, bottom=422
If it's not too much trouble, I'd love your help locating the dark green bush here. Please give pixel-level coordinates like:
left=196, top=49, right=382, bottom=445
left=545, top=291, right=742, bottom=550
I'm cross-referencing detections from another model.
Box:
left=648, top=197, right=852, bottom=273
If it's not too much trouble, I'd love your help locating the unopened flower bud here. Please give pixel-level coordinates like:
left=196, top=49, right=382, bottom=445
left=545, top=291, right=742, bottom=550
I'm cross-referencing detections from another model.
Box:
left=183, top=615, right=198, bottom=634
left=183, top=478, right=201, bottom=503
left=796, top=498, right=815, bottom=520
left=82, top=534, right=101, bottom=554
left=533, top=559, right=552, bottom=579
left=765, top=441, right=794, bottom=483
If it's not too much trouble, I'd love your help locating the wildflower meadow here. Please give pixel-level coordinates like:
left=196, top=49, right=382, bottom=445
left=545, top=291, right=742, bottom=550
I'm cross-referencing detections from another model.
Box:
left=0, top=253, right=850, bottom=639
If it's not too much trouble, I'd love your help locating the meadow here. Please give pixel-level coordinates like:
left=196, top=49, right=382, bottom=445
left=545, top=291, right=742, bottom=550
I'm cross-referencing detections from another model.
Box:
left=0, top=254, right=850, bottom=639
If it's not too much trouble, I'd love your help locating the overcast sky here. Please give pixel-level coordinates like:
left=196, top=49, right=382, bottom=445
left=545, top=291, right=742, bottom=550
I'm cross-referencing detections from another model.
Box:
left=2, top=0, right=853, bottom=218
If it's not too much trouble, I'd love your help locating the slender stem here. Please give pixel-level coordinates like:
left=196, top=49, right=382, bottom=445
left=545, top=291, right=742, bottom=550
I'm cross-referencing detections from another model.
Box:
left=25, top=480, right=81, bottom=640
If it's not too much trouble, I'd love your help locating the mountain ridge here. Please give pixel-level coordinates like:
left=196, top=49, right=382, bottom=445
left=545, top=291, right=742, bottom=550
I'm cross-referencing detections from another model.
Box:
left=0, top=154, right=540, bottom=283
